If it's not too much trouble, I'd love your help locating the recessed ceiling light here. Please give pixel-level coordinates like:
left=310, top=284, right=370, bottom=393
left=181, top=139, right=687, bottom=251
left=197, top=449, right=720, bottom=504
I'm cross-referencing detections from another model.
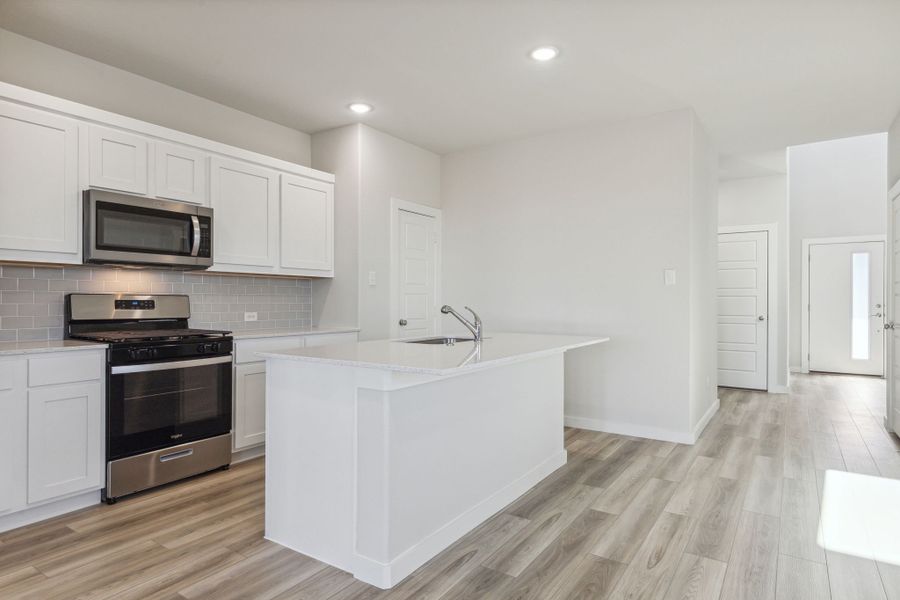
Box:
left=348, top=102, right=373, bottom=114
left=529, top=46, right=559, bottom=62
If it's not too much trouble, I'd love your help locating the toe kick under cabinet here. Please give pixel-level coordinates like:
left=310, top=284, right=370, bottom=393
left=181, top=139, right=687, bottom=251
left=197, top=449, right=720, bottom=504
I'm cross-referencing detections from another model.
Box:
left=232, top=332, right=358, bottom=451
left=0, top=348, right=106, bottom=526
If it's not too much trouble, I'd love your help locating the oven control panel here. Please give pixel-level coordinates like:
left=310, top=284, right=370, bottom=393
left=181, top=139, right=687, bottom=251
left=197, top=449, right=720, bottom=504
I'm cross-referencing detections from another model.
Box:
left=115, top=299, right=155, bottom=310
left=110, top=338, right=233, bottom=366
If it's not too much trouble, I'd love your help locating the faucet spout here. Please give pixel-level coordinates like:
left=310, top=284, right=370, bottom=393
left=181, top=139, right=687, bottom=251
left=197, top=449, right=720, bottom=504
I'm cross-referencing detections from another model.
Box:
left=440, top=305, right=482, bottom=341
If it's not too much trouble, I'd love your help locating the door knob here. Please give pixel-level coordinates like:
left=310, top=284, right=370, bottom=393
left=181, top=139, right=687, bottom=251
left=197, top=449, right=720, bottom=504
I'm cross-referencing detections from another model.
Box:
left=758, top=315, right=765, bottom=321
left=399, top=319, right=408, bottom=326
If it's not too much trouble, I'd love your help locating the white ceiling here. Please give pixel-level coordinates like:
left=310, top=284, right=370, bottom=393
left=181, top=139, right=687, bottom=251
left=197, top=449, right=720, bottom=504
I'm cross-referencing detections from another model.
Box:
left=2, top=0, right=900, bottom=155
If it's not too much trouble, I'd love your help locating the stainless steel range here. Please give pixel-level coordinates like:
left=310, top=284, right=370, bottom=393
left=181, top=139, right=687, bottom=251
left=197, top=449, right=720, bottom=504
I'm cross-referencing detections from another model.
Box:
left=65, top=293, right=233, bottom=503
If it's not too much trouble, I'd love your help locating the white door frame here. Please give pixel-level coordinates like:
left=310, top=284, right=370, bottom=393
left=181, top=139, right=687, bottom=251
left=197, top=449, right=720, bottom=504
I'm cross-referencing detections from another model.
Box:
left=389, top=198, right=442, bottom=339
left=718, top=224, right=780, bottom=393
left=886, top=180, right=900, bottom=432
left=800, top=234, right=887, bottom=374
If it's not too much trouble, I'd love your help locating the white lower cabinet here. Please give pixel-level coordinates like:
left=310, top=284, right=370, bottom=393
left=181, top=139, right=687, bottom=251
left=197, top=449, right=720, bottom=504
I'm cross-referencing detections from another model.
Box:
left=27, top=382, right=103, bottom=504
left=0, top=349, right=105, bottom=527
left=0, top=361, right=26, bottom=515
left=232, top=332, right=358, bottom=451
left=233, top=362, right=268, bottom=450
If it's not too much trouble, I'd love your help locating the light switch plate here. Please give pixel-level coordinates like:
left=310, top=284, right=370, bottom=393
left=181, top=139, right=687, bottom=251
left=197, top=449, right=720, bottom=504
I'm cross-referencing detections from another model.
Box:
left=244, top=312, right=258, bottom=322
left=664, top=269, right=677, bottom=286
left=368, top=271, right=377, bottom=286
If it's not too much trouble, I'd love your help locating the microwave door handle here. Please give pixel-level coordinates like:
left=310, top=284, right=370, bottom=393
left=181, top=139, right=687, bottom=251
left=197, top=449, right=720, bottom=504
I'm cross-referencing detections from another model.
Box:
left=190, top=215, right=201, bottom=257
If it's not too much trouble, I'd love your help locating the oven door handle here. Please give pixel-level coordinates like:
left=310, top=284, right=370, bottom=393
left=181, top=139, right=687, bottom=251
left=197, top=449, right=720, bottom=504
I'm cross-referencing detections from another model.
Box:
left=111, top=355, right=232, bottom=375
left=190, top=215, right=201, bottom=257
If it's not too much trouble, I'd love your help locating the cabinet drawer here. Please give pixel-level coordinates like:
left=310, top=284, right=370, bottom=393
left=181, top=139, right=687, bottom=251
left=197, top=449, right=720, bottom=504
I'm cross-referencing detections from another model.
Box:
left=28, top=352, right=103, bottom=387
left=304, top=332, right=358, bottom=347
left=235, top=336, right=305, bottom=364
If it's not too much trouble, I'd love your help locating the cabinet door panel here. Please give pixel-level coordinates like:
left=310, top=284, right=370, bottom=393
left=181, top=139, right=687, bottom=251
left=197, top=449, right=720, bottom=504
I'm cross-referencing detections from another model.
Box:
left=0, top=101, right=79, bottom=255
left=27, top=382, right=103, bottom=503
left=0, top=361, right=26, bottom=514
left=234, top=362, right=267, bottom=449
left=280, top=174, right=334, bottom=272
left=89, top=125, right=149, bottom=194
left=210, top=158, right=277, bottom=269
left=155, top=142, right=208, bottom=205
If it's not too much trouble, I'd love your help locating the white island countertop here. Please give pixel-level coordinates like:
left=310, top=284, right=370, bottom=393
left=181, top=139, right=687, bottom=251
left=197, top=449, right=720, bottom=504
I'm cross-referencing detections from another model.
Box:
left=257, top=332, right=608, bottom=375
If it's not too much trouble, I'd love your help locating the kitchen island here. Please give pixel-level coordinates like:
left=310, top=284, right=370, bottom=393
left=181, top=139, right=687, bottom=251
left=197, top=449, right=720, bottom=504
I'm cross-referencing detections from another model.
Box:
left=258, top=332, right=609, bottom=588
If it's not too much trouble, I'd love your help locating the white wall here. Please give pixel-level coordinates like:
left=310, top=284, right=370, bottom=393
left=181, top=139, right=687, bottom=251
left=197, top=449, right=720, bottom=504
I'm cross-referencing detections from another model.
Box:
left=311, top=125, right=361, bottom=328
left=441, top=109, right=717, bottom=443
left=890, top=112, right=900, bottom=189
left=0, top=28, right=311, bottom=165
left=358, top=126, right=441, bottom=340
left=788, top=133, right=888, bottom=370
left=718, top=172, right=790, bottom=389
left=689, top=121, right=718, bottom=432
left=310, top=125, right=441, bottom=338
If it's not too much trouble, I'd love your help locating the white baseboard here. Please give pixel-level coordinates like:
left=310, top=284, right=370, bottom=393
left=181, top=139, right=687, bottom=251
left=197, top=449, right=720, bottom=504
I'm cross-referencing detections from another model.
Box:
left=0, top=490, right=100, bottom=533
left=232, top=444, right=265, bottom=464
left=692, top=398, right=720, bottom=441
left=767, top=385, right=790, bottom=394
left=564, top=415, right=695, bottom=444
left=349, top=450, right=568, bottom=589
left=790, top=365, right=808, bottom=374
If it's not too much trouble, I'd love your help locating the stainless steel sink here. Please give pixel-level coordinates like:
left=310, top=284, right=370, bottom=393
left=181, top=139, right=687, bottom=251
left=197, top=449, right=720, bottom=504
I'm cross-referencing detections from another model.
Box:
left=405, top=336, right=476, bottom=345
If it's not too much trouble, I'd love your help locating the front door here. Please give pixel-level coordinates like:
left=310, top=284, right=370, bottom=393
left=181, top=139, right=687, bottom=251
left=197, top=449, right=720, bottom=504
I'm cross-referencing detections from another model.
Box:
left=395, top=209, right=438, bottom=339
left=809, top=241, right=885, bottom=375
left=717, top=231, right=768, bottom=390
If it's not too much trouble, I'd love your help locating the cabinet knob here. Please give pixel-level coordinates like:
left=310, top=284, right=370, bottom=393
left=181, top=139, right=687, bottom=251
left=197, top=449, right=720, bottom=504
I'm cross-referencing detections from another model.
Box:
left=399, top=319, right=408, bottom=326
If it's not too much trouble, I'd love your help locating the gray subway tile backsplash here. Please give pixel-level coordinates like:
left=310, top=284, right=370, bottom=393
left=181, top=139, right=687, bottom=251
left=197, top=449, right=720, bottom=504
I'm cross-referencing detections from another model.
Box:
left=0, top=264, right=312, bottom=342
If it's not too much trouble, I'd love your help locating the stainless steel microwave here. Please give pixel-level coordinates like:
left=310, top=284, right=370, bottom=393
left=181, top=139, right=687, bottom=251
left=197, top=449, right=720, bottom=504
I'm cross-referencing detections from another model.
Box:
left=83, top=189, right=213, bottom=269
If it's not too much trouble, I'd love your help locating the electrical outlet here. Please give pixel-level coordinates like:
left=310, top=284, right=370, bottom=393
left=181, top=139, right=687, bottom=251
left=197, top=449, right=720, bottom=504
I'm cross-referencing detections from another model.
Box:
left=244, top=312, right=258, bottom=322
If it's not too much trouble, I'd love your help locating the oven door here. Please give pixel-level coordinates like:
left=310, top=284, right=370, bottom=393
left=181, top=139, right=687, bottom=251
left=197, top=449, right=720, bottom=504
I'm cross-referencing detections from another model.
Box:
left=84, top=190, right=212, bottom=268
left=108, top=355, right=232, bottom=460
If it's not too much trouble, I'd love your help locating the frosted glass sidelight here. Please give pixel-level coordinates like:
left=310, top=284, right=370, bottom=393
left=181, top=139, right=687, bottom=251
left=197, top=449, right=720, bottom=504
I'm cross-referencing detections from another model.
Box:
left=851, top=252, right=870, bottom=360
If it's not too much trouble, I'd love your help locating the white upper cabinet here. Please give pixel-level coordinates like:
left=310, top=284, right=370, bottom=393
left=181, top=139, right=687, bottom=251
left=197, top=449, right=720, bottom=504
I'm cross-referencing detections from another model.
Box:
left=154, top=141, right=209, bottom=205
left=88, top=125, right=150, bottom=195
left=0, top=83, right=335, bottom=277
left=280, top=174, right=334, bottom=274
left=0, top=100, right=80, bottom=262
left=210, top=157, right=278, bottom=270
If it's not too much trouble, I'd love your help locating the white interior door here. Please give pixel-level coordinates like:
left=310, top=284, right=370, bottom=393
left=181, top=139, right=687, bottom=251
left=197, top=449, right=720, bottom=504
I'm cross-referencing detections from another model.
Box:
left=809, top=241, right=885, bottom=376
left=395, top=209, right=437, bottom=339
left=717, top=231, right=768, bottom=390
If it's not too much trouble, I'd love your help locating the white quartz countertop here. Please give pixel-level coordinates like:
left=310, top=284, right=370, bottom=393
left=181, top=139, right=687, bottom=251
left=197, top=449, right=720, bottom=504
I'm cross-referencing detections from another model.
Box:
left=231, top=326, right=359, bottom=340
left=256, top=332, right=609, bottom=375
left=0, top=339, right=108, bottom=356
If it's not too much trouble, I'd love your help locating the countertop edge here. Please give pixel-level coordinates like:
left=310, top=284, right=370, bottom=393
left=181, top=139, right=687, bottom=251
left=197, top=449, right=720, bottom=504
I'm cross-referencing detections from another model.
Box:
left=258, top=336, right=610, bottom=376
left=0, top=341, right=109, bottom=357
left=231, top=327, right=360, bottom=340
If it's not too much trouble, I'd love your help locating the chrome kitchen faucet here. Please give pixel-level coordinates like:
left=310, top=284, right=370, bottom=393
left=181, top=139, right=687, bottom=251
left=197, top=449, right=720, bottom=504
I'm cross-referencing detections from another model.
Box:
left=440, top=305, right=482, bottom=342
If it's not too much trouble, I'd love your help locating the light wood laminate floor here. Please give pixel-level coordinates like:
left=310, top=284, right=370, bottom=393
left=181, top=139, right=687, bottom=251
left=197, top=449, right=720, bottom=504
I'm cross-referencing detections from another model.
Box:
left=1, top=373, right=898, bottom=599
